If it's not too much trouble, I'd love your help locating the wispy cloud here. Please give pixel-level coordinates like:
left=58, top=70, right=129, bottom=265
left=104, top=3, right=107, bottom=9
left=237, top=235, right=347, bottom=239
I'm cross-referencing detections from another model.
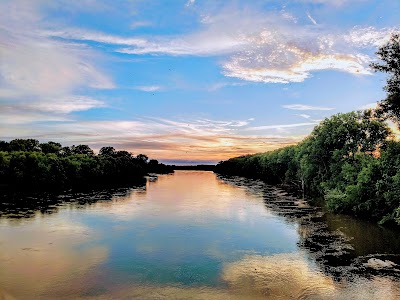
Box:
left=0, top=0, right=114, bottom=109
left=359, top=102, right=378, bottom=110
left=296, top=0, right=365, bottom=5
left=135, top=85, right=162, bottom=92
left=0, top=114, right=304, bottom=161
left=130, top=21, right=152, bottom=29
left=27, top=96, right=106, bottom=113
left=283, top=104, right=335, bottom=111
left=297, top=114, right=311, bottom=119
left=306, top=12, right=318, bottom=25
left=245, top=122, right=318, bottom=131
left=207, top=82, right=246, bottom=91
left=185, top=0, right=196, bottom=8
left=46, top=5, right=395, bottom=84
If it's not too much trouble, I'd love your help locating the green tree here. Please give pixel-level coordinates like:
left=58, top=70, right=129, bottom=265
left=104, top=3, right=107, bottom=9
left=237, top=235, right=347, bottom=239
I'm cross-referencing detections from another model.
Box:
left=9, top=139, right=40, bottom=152
left=370, top=33, right=400, bottom=124
left=40, top=141, right=62, bottom=154
left=136, top=154, right=149, bottom=164
left=71, top=144, right=94, bottom=156
left=99, top=146, right=116, bottom=156
left=0, top=141, right=9, bottom=151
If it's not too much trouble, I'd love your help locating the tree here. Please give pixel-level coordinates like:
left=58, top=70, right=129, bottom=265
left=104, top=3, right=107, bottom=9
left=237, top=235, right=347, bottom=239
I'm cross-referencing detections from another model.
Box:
left=99, top=146, right=116, bottom=156
left=370, top=33, right=400, bottom=124
left=9, top=139, right=40, bottom=152
left=136, top=154, right=149, bottom=164
left=40, top=141, right=62, bottom=154
left=71, top=144, right=94, bottom=156
left=59, top=146, right=72, bottom=156
left=0, top=141, right=9, bottom=151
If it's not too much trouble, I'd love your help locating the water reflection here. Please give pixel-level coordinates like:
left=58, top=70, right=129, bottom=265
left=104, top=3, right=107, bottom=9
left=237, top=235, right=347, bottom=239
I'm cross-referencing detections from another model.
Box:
left=0, top=178, right=146, bottom=220
left=0, top=171, right=400, bottom=299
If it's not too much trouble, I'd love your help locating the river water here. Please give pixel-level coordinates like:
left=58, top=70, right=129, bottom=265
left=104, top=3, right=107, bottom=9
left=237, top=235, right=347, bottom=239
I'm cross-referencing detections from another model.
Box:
left=0, top=171, right=399, bottom=299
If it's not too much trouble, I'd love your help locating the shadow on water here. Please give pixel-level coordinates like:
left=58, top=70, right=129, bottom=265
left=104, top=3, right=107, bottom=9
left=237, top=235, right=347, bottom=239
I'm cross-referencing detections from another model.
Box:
left=0, top=178, right=147, bottom=220
left=216, top=174, right=400, bottom=281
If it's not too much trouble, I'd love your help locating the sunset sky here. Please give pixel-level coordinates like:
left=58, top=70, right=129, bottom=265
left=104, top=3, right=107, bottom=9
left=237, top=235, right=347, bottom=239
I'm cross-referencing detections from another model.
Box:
left=1, top=0, right=399, bottom=164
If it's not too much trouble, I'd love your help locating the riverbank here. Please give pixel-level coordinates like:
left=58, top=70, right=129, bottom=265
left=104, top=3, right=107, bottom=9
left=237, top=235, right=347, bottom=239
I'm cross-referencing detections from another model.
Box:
left=215, top=111, right=400, bottom=226
left=0, top=140, right=173, bottom=192
left=218, top=174, right=400, bottom=280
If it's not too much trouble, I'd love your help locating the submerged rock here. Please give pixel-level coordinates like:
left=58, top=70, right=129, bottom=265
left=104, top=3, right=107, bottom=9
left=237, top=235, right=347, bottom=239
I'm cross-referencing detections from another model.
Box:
left=364, top=258, right=396, bottom=270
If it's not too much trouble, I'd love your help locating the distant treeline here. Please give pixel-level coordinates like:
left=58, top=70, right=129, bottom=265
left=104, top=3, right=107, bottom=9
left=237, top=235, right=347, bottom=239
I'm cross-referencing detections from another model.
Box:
left=215, top=111, right=400, bottom=225
left=0, top=139, right=173, bottom=191
left=172, top=165, right=215, bottom=171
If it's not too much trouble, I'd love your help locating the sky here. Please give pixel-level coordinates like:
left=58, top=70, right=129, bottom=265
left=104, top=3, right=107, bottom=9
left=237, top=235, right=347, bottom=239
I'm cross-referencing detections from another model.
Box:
left=0, top=0, right=399, bottom=164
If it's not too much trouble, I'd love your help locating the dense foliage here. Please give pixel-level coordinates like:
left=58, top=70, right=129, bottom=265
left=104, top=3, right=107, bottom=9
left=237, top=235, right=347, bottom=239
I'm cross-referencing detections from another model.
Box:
left=371, top=33, right=400, bottom=124
left=0, top=140, right=173, bottom=190
left=215, top=111, right=400, bottom=225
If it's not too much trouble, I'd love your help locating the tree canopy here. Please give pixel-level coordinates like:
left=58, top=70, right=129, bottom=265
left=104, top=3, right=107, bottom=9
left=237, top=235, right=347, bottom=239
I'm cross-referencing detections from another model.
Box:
left=0, top=140, right=173, bottom=191
left=215, top=111, right=400, bottom=225
left=371, top=33, right=400, bottom=124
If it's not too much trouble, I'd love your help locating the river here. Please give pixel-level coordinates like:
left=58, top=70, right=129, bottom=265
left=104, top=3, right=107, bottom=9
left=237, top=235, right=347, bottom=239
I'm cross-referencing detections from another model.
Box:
left=0, top=171, right=399, bottom=299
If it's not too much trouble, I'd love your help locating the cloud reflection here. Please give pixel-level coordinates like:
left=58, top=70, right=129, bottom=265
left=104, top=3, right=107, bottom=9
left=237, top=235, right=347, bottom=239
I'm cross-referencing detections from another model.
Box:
left=0, top=217, right=108, bottom=299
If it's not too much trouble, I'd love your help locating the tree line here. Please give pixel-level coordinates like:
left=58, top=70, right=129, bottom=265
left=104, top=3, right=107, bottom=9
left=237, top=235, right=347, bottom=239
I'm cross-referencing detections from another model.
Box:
left=0, top=140, right=173, bottom=191
left=215, top=34, right=400, bottom=225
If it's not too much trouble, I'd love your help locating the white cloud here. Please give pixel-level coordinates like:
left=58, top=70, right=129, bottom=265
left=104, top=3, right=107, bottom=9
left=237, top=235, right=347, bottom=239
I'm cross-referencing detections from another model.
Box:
left=245, top=122, right=318, bottom=131
left=135, top=85, right=162, bottom=92
left=296, top=0, right=364, bottom=5
left=297, top=114, right=311, bottom=119
left=207, top=81, right=246, bottom=91
left=359, top=102, right=378, bottom=110
left=46, top=6, right=395, bottom=84
left=345, top=26, right=396, bottom=48
left=306, top=12, right=318, bottom=25
left=283, top=104, right=335, bottom=111
left=30, top=96, right=106, bottom=113
left=130, top=21, right=152, bottom=29
left=186, top=0, right=196, bottom=7
left=0, top=0, right=114, bottom=115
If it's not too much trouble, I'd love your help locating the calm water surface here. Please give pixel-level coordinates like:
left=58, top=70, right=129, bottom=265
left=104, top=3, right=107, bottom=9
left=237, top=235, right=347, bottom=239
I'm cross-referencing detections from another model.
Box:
left=0, top=171, right=399, bottom=299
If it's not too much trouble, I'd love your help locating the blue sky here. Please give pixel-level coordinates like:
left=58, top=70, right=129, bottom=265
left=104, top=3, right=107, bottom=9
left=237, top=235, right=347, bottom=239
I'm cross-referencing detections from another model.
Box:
left=0, top=0, right=399, bottom=164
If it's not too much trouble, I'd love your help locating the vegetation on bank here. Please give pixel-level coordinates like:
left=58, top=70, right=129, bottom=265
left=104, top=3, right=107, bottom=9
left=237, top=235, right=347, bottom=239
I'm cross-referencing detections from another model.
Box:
left=215, top=33, right=400, bottom=225
left=0, top=140, right=173, bottom=190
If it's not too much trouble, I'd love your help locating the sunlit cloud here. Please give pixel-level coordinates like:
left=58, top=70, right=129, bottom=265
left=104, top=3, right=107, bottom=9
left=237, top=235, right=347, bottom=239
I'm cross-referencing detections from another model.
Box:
left=283, top=104, right=335, bottom=111
left=223, top=52, right=371, bottom=83
left=0, top=115, right=305, bottom=162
